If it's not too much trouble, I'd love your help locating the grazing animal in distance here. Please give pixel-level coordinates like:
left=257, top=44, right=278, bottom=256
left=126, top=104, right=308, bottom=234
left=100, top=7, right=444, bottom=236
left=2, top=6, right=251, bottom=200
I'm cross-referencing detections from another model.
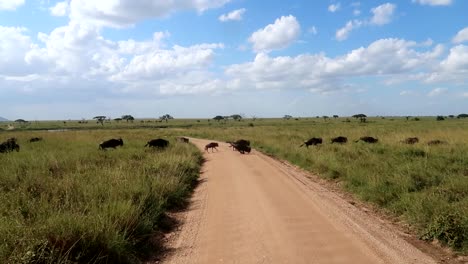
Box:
left=331, top=136, right=348, bottom=144
left=0, top=138, right=20, bottom=153
left=177, top=137, right=189, bottom=143
left=29, top=137, right=42, bottom=143
left=205, top=142, right=219, bottom=152
left=145, top=138, right=169, bottom=149
left=402, top=137, right=419, bottom=144
left=99, top=138, right=123, bottom=150
left=356, top=136, right=379, bottom=143
left=300, top=137, right=322, bottom=148
left=427, top=139, right=447, bottom=146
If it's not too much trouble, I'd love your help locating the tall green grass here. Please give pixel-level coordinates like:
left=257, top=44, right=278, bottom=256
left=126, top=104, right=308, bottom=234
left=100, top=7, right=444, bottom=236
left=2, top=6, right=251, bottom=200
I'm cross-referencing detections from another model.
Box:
left=0, top=130, right=202, bottom=263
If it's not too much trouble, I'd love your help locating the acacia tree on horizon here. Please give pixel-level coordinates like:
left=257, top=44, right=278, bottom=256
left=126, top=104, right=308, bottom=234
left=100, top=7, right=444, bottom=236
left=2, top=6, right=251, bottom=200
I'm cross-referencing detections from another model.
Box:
left=231, top=114, right=242, bottom=121
left=121, top=115, right=135, bottom=123
left=160, top=114, right=174, bottom=123
left=93, top=116, right=106, bottom=126
left=213, top=115, right=224, bottom=122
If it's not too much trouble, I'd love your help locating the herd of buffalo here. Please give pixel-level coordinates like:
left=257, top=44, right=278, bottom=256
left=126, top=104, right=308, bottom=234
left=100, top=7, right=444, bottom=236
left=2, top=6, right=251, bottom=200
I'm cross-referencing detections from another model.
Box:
left=0, top=135, right=449, bottom=155
left=0, top=136, right=188, bottom=153
left=97, top=137, right=188, bottom=150
left=300, top=136, right=447, bottom=148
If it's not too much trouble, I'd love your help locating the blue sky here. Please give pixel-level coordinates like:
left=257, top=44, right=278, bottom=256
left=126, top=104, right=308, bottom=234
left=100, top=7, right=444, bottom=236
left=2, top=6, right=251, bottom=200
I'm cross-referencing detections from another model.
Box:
left=0, top=0, right=467, bottom=120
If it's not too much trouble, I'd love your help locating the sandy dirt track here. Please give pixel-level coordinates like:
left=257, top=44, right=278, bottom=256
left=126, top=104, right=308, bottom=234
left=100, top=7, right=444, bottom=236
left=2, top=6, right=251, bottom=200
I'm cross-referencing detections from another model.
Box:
left=162, top=138, right=438, bottom=264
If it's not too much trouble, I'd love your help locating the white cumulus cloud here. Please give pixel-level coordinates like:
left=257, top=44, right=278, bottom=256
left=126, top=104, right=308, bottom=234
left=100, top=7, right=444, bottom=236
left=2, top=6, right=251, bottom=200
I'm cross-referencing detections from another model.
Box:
left=412, top=0, right=452, bottom=6
left=0, top=0, right=24, bottom=10
left=453, top=27, right=468, bottom=44
left=336, top=3, right=396, bottom=41
left=439, top=45, right=468, bottom=72
left=336, top=20, right=362, bottom=41
left=0, top=26, right=37, bottom=75
left=226, top=38, right=444, bottom=93
left=69, top=0, right=231, bottom=27
left=219, top=8, right=246, bottom=22
left=112, top=43, right=224, bottom=81
left=248, top=15, right=301, bottom=53
left=50, top=1, right=69, bottom=16
left=370, top=3, right=396, bottom=25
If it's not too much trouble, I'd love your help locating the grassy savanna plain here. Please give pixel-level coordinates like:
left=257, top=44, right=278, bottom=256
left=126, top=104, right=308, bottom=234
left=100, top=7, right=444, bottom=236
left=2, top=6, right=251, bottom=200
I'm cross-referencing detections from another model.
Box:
left=1, top=116, right=467, bottom=262
left=0, top=129, right=203, bottom=263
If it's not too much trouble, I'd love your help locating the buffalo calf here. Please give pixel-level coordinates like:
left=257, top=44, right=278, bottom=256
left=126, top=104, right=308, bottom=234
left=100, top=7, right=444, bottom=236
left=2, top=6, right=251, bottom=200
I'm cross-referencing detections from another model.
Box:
left=205, top=142, right=219, bottom=152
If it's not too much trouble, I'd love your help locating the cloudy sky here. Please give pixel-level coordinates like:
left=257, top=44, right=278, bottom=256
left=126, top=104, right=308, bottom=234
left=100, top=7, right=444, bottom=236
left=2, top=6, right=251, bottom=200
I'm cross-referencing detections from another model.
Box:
left=0, top=0, right=467, bottom=120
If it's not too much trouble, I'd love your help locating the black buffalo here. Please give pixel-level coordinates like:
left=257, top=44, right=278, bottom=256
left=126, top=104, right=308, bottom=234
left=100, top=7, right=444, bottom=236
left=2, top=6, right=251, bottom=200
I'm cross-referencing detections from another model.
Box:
left=145, top=138, right=169, bottom=148
left=229, top=139, right=251, bottom=154
left=300, top=137, right=322, bottom=147
left=99, top=138, right=124, bottom=150
left=0, top=138, right=20, bottom=153
left=402, top=137, right=419, bottom=144
left=29, top=137, right=42, bottom=143
left=235, top=144, right=251, bottom=154
left=356, top=136, right=379, bottom=143
left=228, top=139, right=250, bottom=148
left=234, top=139, right=250, bottom=146
left=331, top=136, right=348, bottom=144
left=205, top=142, right=219, bottom=152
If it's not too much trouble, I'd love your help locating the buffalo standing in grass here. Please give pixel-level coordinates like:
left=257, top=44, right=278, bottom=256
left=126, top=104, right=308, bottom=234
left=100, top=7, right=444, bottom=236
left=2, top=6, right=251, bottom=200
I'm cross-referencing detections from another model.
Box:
left=145, top=138, right=169, bottom=149
left=205, top=142, right=219, bottom=152
left=29, top=137, right=42, bottom=143
left=427, top=139, right=447, bottom=146
left=300, top=137, right=322, bottom=148
left=99, top=138, right=123, bottom=150
left=356, top=136, right=379, bottom=143
left=0, top=138, right=20, bottom=153
left=331, top=136, right=348, bottom=144
left=402, top=137, right=419, bottom=144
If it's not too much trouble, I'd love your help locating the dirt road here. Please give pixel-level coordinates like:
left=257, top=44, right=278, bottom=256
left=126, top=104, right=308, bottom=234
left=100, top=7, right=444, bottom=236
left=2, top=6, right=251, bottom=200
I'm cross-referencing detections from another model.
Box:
left=163, top=138, right=437, bottom=264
